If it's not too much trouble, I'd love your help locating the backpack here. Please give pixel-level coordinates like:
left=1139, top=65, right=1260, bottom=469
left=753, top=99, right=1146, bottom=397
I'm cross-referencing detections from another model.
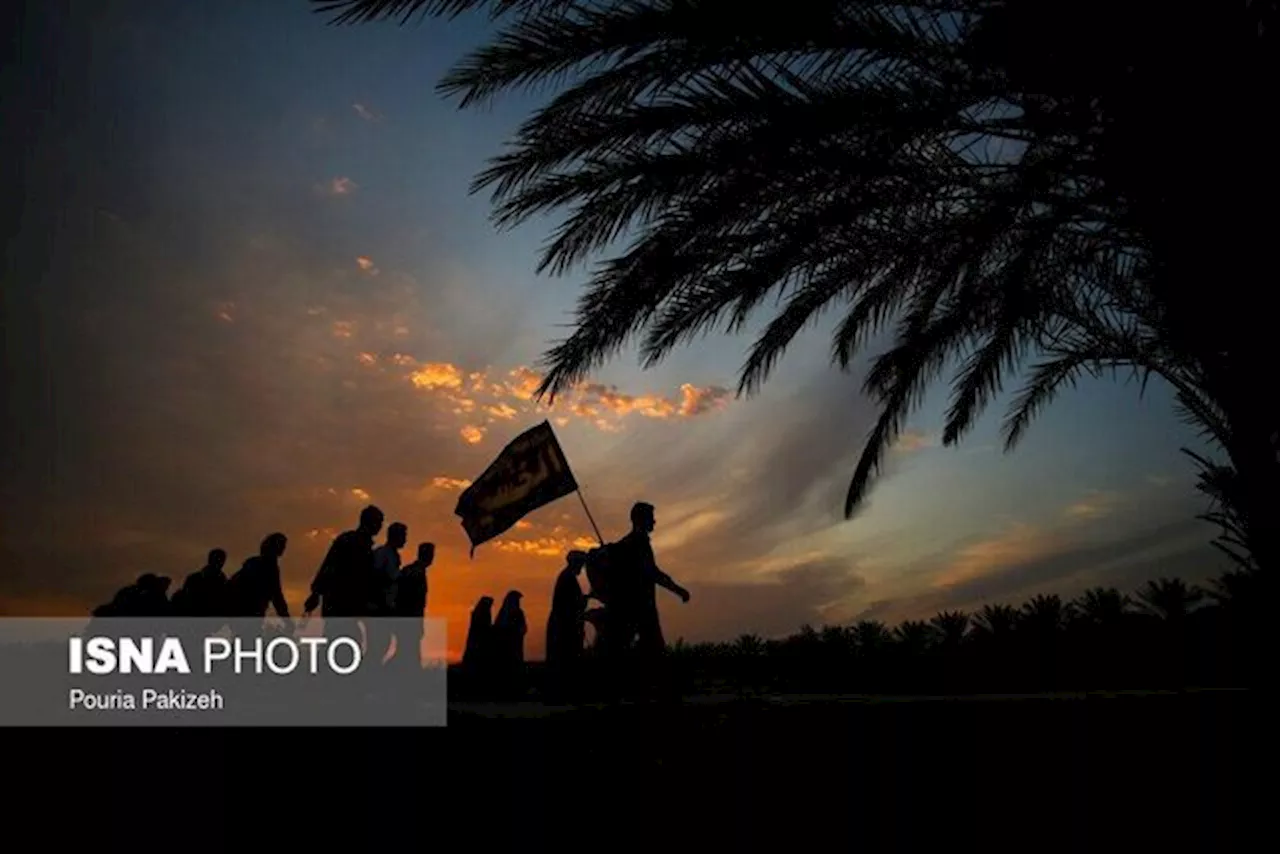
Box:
left=584, top=544, right=623, bottom=605
left=224, top=560, right=257, bottom=617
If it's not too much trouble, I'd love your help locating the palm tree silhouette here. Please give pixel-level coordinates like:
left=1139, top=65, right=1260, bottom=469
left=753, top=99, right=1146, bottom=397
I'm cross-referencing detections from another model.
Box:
left=929, top=610, right=970, bottom=647
left=733, top=633, right=764, bottom=657
left=1208, top=569, right=1263, bottom=611
left=852, top=620, right=891, bottom=655
left=1134, top=578, right=1205, bottom=622
left=1072, top=587, right=1132, bottom=627
left=312, top=0, right=1280, bottom=572
left=1184, top=449, right=1260, bottom=573
left=1020, top=594, right=1073, bottom=631
left=971, top=604, right=1020, bottom=640
left=893, top=620, right=932, bottom=655
left=819, top=625, right=849, bottom=649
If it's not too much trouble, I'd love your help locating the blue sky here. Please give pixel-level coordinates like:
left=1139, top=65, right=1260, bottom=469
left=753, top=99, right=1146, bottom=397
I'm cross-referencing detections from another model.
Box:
left=2, top=1, right=1226, bottom=655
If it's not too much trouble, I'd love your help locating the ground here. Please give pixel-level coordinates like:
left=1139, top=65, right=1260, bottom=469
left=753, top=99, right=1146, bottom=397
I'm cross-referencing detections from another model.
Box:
left=28, top=690, right=1254, bottom=850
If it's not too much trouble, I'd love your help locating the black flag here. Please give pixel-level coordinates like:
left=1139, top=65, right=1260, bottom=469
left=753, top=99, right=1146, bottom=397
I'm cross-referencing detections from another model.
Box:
left=454, top=421, right=580, bottom=556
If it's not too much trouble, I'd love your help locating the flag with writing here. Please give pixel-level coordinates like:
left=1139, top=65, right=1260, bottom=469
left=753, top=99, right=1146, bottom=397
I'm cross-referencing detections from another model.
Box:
left=454, top=420, right=579, bottom=556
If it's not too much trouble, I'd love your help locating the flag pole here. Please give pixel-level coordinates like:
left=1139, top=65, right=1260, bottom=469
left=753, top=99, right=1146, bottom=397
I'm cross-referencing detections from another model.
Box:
left=575, top=488, right=605, bottom=546
left=549, top=421, right=604, bottom=546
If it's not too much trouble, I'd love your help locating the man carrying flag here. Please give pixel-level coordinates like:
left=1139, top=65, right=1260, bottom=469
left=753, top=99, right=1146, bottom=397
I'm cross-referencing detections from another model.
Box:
left=454, top=420, right=590, bottom=555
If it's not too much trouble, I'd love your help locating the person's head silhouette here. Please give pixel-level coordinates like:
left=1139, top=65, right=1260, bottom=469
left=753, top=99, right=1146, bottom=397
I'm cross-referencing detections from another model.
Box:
left=501, top=590, right=523, bottom=614
left=630, top=501, right=656, bottom=534
left=359, top=505, right=385, bottom=536
left=417, top=542, right=435, bottom=566
left=207, top=548, right=227, bottom=572
left=387, top=522, right=408, bottom=549
left=261, top=532, right=288, bottom=558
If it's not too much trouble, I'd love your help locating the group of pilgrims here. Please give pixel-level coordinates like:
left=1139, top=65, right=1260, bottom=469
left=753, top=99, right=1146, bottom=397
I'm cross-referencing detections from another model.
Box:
left=88, top=500, right=692, bottom=698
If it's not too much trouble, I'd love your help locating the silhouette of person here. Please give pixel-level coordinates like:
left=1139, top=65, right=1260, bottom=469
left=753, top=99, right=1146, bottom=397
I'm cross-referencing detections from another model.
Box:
left=463, top=596, right=495, bottom=678
left=610, top=502, right=690, bottom=674
left=94, top=573, right=172, bottom=620
left=462, top=595, right=496, bottom=695
left=392, top=542, right=434, bottom=669
left=492, top=590, right=527, bottom=698
left=368, top=521, right=407, bottom=665
left=305, top=505, right=383, bottom=647
left=226, top=533, right=291, bottom=629
left=172, top=548, right=229, bottom=618
left=545, top=550, right=589, bottom=697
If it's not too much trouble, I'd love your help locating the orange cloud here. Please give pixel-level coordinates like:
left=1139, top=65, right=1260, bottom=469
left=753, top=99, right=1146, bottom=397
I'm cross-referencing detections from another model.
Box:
left=351, top=487, right=371, bottom=502
left=576, top=383, right=677, bottom=418
left=894, top=430, right=936, bottom=454
left=1063, top=491, right=1119, bottom=521
left=678, top=383, right=731, bottom=416
left=356, top=352, right=378, bottom=368
left=931, top=523, right=1055, bottom=589
left=505, top=366, right=542, bottom=400
left=431, top=477, right=472, bottom=490
left=460, top=425, right=485, bottom=444
left=356, top=256, right=379, bottom=275
left=370, top=358, right=732, bottom=434
left=524, top=369, right=732, bottom=427
left=492, top=534, right=597, bottom=558
left=215, top=301, right=236, bottom=323
left=408, top=363, right=464, bottom=391
left=331, top=321, right=355, bottom=339
left=492, top=538, right=565, bottom=557
left=326, top=176, right=357, bottom=196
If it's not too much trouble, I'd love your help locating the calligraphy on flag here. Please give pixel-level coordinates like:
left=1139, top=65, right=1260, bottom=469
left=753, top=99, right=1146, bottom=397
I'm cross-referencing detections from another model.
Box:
left=454, top=421, right=580, bottom=555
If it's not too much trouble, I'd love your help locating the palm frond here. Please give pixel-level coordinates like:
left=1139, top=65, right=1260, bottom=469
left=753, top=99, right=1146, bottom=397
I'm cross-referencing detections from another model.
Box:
left=311, top=0, right=476, bottom=25
left=311, top=0, right=555, bottom=25
left=319, top=0, right=1277, bottom=556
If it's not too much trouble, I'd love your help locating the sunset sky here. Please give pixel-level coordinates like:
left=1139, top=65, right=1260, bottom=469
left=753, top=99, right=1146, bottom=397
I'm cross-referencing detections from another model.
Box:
left=3, top=1, right=1228, bottom=659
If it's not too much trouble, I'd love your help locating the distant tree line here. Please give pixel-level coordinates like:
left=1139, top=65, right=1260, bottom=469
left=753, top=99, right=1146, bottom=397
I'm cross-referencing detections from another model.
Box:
left=661, top=569, right=1267, bottom=695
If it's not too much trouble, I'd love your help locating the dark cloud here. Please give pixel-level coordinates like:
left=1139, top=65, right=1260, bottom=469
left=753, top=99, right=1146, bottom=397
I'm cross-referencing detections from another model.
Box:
left=852, top=518, right=1227, bottom=625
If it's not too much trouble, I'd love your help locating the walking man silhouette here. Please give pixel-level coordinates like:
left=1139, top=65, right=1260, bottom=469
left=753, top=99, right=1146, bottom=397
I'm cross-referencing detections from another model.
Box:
left=392, top=542, right=434, bottom=668
left=226, top=533, right=291, bottom=629
left=172, top=548, right=229, bottom=618
left=546, top=550, right=589, bottom=699
left=305, top=505, right=383, bottom=649
left=610, top=502, right=690, bottom=691
left=368, top=521, right=407, bottom=664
